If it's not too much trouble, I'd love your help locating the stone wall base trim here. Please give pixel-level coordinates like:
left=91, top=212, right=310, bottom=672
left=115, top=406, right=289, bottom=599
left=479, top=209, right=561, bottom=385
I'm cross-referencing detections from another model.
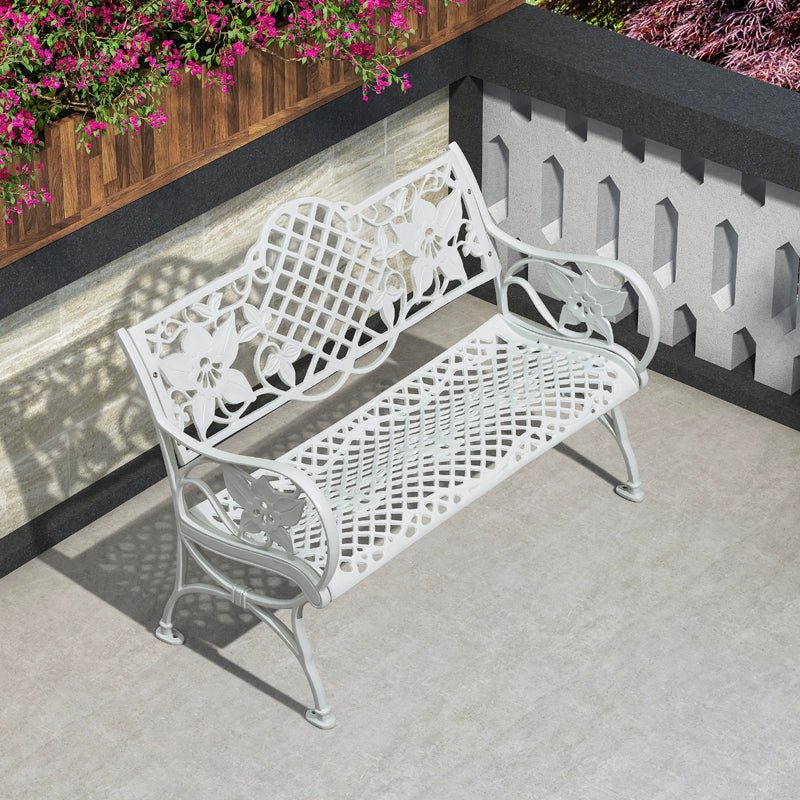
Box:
left=0, top=446, right=164, bottom=580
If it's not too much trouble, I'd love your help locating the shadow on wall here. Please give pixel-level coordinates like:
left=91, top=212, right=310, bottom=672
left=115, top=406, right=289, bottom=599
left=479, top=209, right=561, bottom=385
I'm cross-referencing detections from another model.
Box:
left=0, top=253, right=242, bottom=539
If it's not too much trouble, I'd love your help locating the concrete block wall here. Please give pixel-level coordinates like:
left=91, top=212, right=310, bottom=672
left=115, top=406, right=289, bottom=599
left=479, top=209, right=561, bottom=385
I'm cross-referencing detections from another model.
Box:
left=482, top=82, right=800, bottom=395
left=0, top=88, right=449, bottom=541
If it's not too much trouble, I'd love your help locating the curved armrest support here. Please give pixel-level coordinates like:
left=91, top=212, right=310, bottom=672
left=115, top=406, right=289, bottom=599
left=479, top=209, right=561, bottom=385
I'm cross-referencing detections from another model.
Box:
left=162, top=422, right=340, bottom=602
left=487, top=221, right=661, bottom=377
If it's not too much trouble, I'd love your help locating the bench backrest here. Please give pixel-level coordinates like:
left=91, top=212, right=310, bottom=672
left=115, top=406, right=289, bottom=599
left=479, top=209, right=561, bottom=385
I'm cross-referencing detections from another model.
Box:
left=118, top=143, right=502, bottom=463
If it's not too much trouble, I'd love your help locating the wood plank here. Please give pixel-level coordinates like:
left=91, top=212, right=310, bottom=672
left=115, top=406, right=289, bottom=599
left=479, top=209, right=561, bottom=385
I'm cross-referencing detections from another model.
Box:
left=152, top=110, right=170, bottom=174
left=176, top=77, right=193, bottom=161
left=30, top=153, right=53, bottom=235
left=294, top=59, right=308, bottom=106
left=89, top=154, right=104, bottom=207
left=226, top=66, right=241, bottom=139
left=4, top=211, right=19, bottom=247
left=165, top=84, right=182, bottom=167
left=75, top=133, right=92, bottom=210
left=128, top=128, right=144, bottom=185
left=60, top=119, right=80, bottom=218
left=47, top=122, right=66, bottom=222
left=44, top=117, right=80, bottom=222
left=140, top=125, right=156, bottom=179
left=265, top=55, right=282, bottom=119
left=101, top=123, right=118, bottom=185
left=114, top=131, right=131, bottom=189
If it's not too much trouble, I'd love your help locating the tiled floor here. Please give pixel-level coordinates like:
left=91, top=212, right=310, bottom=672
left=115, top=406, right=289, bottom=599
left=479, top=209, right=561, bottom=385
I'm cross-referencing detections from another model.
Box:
left=3, top=296, right=800, bottom=799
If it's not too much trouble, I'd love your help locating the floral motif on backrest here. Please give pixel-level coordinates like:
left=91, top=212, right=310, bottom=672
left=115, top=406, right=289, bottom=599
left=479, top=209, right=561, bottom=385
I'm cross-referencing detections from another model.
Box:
left=127, top=148, right=497, bottom=453
left=351, top=151, right=492, bottom=311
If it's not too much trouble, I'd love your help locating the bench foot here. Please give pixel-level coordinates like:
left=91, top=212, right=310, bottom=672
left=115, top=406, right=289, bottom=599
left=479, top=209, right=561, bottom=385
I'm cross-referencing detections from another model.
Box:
left=615, top=483, right=644, bottom=503
left=155, top=536, right=189, bottom=645
left=155, top=623, right=185, bottom=645
left=602, top=407, right=645, bottom=503
left=305, top=708, right=337, bottom=729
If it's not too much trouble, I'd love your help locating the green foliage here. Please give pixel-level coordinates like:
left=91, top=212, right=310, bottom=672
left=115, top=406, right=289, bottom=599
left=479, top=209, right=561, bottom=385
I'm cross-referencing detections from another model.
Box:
left=529, top=0, right=649, bottom=31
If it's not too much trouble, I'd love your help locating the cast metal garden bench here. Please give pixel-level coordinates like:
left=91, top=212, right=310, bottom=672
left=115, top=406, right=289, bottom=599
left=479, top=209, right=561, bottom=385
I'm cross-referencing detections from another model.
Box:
left=117, top=143, right=660, bottom=728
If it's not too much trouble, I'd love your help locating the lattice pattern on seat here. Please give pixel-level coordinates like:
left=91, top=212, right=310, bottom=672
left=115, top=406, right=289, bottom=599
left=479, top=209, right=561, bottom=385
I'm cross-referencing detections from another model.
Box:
left=188, top=314, right=638, bottom=599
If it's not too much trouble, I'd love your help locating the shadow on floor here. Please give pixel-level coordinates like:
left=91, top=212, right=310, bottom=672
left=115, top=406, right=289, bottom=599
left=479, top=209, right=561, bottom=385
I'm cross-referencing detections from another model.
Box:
left=38, top=324, right=623, bottom=719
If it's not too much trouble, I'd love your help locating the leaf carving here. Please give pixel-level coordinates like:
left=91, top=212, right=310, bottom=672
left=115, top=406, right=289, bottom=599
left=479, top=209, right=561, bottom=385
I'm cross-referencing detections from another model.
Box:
left=374, top=225, right=402, bottom=261
left=264, top=341, right=301, bottom=387
left=434, top=190, right=463, bottom=242
left=411, top=259, right=435, bottom=302
left=546, top=266, right=576, bottom=301
left=278, top=360, right=296, bottom=387
left=191, top=395, right=216, bottom=437
left=222, top=464, right=253, bottom=507
left=265, top=352, right=280, bottom=375
left=381, top=295, right=396, bottom=327
left=593, top=315, right=614, bottom=342
left=439, top=247, right=467, bottom=283
left=190, top=292, right=224, bottom=320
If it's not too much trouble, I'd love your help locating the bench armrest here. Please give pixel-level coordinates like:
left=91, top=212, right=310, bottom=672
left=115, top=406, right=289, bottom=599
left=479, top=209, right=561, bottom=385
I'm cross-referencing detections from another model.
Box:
left=162, top=422, right=340, bottom=605
left=487, top=221, right=661, bottom=379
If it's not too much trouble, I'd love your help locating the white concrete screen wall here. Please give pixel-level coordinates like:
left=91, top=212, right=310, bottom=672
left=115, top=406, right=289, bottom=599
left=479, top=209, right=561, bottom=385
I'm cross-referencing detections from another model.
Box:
left=482, top=82, right=800, bottom=395
left=0, top=89, right=449, bottom=541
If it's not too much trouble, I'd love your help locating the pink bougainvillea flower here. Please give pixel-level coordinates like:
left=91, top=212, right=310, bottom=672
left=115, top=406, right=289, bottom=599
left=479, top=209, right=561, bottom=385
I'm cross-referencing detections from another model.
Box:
left=0, top=0, right=464, bottom=218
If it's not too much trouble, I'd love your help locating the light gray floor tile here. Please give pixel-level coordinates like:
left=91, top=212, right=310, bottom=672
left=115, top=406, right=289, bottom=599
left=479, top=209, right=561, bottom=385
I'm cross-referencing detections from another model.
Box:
left=2, top=296, right=799, bottom=799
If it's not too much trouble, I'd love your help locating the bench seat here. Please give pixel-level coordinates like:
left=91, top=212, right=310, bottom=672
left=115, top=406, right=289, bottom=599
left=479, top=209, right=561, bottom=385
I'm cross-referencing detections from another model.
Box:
left=193, top=314, right=639, bottom=600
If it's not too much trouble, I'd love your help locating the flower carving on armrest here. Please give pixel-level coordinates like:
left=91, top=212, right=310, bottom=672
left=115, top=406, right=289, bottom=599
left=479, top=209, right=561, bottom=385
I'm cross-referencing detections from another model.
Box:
left=222, top=465, right=306, bottom=554
left=366, top=241, right=406, bottom=329
left=546, top=266, right=628, bottom=342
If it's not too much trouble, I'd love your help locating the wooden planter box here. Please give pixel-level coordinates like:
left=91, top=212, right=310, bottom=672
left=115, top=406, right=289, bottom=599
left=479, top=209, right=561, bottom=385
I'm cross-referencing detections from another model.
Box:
left=0, top=0, right=521, bottom=270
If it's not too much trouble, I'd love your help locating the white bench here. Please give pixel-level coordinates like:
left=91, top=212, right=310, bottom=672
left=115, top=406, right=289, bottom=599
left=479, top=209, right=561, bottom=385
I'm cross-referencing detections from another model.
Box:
left=118, top=143, right=660, bottom=728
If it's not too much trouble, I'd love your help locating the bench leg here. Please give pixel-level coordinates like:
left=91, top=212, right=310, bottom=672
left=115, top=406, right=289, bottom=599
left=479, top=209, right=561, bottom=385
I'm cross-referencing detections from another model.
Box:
left=153, top=535, right=335, bottom=727
left=604, top=406, right=644, bottom=503
left=292, top=604, right=337, bottom=730
left=155, top=536, right=188, bottom=645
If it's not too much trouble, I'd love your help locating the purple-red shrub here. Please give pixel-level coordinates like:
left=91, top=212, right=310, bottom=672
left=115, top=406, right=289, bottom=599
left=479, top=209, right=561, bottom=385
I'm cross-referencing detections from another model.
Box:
left=623, top=0, right=800, bottom=91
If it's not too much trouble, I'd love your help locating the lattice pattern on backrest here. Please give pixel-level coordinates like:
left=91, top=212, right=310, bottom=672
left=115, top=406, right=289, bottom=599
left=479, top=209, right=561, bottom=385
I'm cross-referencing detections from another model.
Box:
left=122, top=144, right=501, bottom=459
